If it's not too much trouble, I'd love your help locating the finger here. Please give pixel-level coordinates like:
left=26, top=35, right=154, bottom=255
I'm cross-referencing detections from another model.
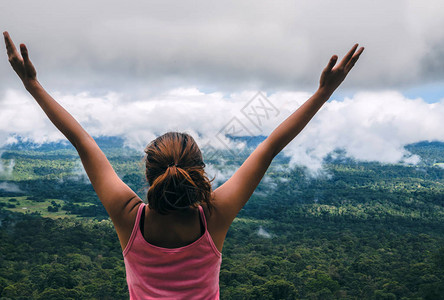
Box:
left=21, top=43, right=37, bottom=78
left=338, top=43, right=359, bottom=69
left=345, top=47, right=364, bottom=72
left=324, top=55, right=338, bottom=73
left=3, top=31, right=19, bottom=57
left=20, top=44, right=30, bottom=62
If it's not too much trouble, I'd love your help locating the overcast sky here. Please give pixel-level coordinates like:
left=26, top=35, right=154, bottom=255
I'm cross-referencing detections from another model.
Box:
left=1, top=0, right=444, bottom=172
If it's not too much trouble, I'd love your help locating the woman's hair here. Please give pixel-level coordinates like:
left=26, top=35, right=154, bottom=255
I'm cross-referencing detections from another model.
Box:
left=144, top=131, right=214, bottom=215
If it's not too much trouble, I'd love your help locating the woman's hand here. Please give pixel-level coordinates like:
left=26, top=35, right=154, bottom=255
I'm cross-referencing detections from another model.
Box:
left=3, top=31, right=38, bottom=89
left=319, top=43, right=364, bottom=97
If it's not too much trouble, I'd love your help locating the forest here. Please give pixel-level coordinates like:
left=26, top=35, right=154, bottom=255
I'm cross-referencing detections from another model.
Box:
left=0, top=136, right=443, bottom=299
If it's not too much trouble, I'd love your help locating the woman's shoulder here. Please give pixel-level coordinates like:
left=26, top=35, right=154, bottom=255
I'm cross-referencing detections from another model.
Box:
left=115, top=197, right=145, bottom=251
left=200, top=201, right=228, bottom=253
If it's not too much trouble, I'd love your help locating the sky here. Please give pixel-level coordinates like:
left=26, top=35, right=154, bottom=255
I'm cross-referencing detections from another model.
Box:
left=1, top=0, right=444, bottom=173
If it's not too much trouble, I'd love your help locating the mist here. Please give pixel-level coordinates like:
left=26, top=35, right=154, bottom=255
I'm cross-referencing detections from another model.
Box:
left=2, top=88, right=444, bottom=175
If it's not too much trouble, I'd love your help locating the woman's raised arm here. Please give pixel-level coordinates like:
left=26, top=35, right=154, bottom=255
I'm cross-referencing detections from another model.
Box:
left=211, top=44, right=364, bottom=239
left=3, top=31, right=142, bottom=250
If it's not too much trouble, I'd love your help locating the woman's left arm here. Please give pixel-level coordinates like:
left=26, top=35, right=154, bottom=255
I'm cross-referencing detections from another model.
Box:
left=4, top=31, right=142, bottom=250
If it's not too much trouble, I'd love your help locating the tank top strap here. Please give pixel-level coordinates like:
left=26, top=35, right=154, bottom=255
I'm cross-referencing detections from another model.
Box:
left=122, top=202, right=145, bottom=256
left=198, top=205, right=207, bottom=230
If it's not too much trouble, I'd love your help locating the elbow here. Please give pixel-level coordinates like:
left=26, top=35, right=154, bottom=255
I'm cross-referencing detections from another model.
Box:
left=258, top=140, right=278, bottom=162
left=72, top=134, right=96, bottom=154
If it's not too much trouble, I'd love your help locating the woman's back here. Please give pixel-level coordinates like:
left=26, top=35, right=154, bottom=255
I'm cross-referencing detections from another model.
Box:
left=123, top=203, right=222, bottom=299
left=141, top=202, right=209, bottom=249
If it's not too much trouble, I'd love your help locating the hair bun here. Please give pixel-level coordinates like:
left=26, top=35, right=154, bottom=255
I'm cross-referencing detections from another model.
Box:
left=145, top=132, right=215, bottom=215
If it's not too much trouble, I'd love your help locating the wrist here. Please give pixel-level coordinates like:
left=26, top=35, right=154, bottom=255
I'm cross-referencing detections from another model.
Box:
left=24, top=79, right=41, bottom=92
left=316, top=86, right=334, bottom=101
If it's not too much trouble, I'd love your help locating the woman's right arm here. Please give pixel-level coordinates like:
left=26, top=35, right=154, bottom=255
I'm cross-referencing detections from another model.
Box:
left=210, top=44, right=364, bottom=238
left=3, top=31, right=143, bottom=251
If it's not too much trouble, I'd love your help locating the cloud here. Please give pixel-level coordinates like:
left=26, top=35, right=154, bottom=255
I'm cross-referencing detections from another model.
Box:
left=68, top=159, right=91, bottom=184
left=2, top=88, right=444, bottom=177
left=279, top=91, right=444, bottom=173
left=3, top=86, right=444, bottom=179
left=204, top=163, right=237, bottom=189
left=257, top=226, right=272, bottom=238
left=0, top=157, right=15, bottom=178
left=0, top=0, right=443, bottom=95
left=0, top=182, right=23, bottom=193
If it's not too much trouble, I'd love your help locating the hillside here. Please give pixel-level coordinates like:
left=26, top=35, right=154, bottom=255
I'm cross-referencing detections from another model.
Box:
left=0, top=137, right=443, bottom=299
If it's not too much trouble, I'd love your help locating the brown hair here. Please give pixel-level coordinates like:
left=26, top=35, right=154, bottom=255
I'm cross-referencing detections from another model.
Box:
left=144, top=132, right=214, bottom=215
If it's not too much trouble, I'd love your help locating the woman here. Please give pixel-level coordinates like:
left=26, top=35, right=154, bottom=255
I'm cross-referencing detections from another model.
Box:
left=3, top=31, right=364, bottom=299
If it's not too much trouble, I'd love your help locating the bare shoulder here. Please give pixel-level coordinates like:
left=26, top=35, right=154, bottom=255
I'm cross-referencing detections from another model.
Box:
left=201, top=193, right=231, bottom=252
left=114, top=196, right=144, bottom=251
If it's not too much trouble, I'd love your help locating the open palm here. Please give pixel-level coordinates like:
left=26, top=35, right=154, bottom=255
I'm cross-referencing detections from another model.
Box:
left=319, top=44, right=364, bottom=95
left=3, top=31, right=37, bottom=86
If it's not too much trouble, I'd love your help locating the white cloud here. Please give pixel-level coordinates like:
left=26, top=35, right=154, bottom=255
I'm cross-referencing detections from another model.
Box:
left=280, top=91, right=444, bottom=172
left=257, top=226, right=272, bottom=239
left=1, top=88, right=444, bottom=175
left=0, top=156, right=14, bottom=178
left=204, top=163, right=237, bottom=189
left=0, top=182, right=23, bottom=193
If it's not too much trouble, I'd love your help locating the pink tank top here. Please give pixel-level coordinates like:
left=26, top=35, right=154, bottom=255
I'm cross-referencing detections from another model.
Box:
left=123, top=203, right=222, bottom=299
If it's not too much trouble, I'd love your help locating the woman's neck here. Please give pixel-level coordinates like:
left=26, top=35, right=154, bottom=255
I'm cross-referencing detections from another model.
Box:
left=147, top=206, right=199, bottom=223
